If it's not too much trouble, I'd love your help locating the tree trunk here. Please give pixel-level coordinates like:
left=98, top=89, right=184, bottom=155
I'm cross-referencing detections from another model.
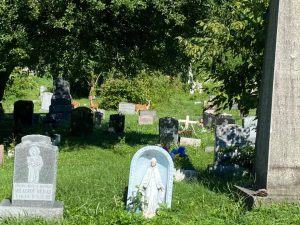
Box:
left=0, top=66, right=14, bottom=101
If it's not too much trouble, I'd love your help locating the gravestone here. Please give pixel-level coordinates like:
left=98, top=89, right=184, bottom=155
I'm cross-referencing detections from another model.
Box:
left=138, top=115, right=154, bottom=125
left=159, top=117, right=179, bottom=146
left=215, top=124, right=250, bottom=151
left=179, top=137, right=201, bottom=147
left=140, top=110, right=157, bottom=119
left=71, top=107, right=94, bottom=135
left=13, top=100, right=34, bottom=128
left=127, top=146, right=174, bottom=218
left=41, top=92, right=53, bottom=112
left=237, top=0, right=300, bottom=205
left=108, top=114, right=125, bottom=134
left=242, top=116, right=257, bottom=145
left=0, top=145, right=4, bottom=166
left=0, top=135, right=64, bottom=219
left=94, top=111, right=103, bottom=128
left=48, top=78, right=72, bottom=123
left=215, top=113, right=235, bottom=126
left=209, top=124, right=251, bottom=175
left=39, top=86, right=47, bottom=97
left=202, top=109, right=216, bottom=128
left=118, top=102, right=136, bottom=115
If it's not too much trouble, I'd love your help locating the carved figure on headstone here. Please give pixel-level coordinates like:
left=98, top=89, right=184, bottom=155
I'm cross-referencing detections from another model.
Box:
left=27, top=146, right=43, bottom=183
left=141, top=158, right=165, bottom=218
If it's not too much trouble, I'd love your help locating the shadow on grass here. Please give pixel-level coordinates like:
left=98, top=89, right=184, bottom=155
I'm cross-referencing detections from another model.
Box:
left=195, top=168, right=254, bottom=199
left=0, top=115, right=159, bottom=150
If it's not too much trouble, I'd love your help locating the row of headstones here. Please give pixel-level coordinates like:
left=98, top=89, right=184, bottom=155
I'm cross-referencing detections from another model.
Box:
left=0, top=135, right=174, bottom=220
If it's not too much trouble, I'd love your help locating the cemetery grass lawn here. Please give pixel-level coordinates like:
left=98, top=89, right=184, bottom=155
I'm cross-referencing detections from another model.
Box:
left=1, top=85, right=300, bottom=224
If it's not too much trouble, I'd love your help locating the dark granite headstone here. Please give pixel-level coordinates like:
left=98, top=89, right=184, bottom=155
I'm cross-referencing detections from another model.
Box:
left=159, top=117, right=179, bottom=145
left=13, top=100, right=34, bottom=128
left=202, top=109, right=216, bottom=128
left=215, top=114, right=235, bottom=126
left=109, top=114, right=125, bottom=134
left=48, top=78, right=72, bottom=123
left=71, top=107, right=94, bottom=135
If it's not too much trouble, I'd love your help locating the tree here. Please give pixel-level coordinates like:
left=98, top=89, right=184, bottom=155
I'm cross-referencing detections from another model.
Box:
left=1, top=0, right=205, bottom=100
left=179, top=0, right=269, bottom=114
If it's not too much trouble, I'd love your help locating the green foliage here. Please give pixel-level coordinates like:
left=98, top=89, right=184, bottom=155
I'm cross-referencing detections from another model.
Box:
left=218, top=144, right=255, bottom=169
left=179, top=0, right=269, bottom=114
left=100, top=72, right=184, bottom=109
left=100, top=78, right=144, bottom=109
left=3, top=68, right=39, bottom=101
left=127, top=186, right=146, bottom=214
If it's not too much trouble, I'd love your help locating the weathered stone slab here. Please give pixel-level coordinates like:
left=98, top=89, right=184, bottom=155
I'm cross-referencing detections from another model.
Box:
left=138, top=115, right=154, bottom=125
left=238, top=0, right=300, bottom=204
left=118, top=102, right=136, bottom=115
left=179, top=137, right=201, bottom=147
left=139, top=110, right=157, bottom=118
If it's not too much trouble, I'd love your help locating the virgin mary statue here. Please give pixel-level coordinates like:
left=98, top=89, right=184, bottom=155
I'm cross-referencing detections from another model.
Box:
left=140, top=158, right=165, bottom=218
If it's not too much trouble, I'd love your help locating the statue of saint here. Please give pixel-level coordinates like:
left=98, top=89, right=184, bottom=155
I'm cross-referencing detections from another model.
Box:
left=27, top=146, right=43, bottom=183
left=141, top=158, right=165, bottom=218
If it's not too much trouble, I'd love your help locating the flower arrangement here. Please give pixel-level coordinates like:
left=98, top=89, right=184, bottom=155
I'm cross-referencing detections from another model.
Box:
left=170, top=146, right=193, bottom=170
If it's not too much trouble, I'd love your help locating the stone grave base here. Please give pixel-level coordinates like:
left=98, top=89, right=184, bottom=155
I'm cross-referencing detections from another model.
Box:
left=0, top=199, right=64, bottom=220
left=179, top=137, right=201, bottom=147
left=235, top=186, right=300, bottom=210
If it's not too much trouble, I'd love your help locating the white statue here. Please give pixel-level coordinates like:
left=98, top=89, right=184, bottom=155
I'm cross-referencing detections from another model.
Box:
left=27, top=146, right=43, bottom=183
left=141, top=158, right=165, bottom=218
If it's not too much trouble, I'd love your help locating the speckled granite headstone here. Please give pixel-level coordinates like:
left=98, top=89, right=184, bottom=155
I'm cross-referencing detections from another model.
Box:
left=159, top=117, right=179, bottom=145
left=0, top=135, right=64, bottom=220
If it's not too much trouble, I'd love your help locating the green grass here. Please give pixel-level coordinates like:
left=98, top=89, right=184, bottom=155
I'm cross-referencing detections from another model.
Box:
left=1, top=77, right=300, bottom=224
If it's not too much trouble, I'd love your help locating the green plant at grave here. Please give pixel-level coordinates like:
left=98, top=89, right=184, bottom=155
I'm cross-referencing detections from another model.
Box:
left=3, top=68, right=39, bottom=101
left=127, top=186, right=147, bottom=215
left=4, top=135, right=17, bottom=158
left=218, top=144, right=255, bottom=169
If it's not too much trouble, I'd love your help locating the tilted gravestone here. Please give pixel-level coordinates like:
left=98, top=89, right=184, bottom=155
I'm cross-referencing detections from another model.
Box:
left=237, top=0, right=300, bottom=205
left=0, top=135, right=64, bottom=219
left=118, top=102, right=136, bottom=115
left=13, top=100, right=34, bottom=129
left=48, top=78, right=72, bottom=123
left=127, top=146, right=174, bottom=218
left=108, top=114, right=125, bottom=134
left=71, top=107, right=94, bottom=135
left=159, top=117, right=179, bottom=146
